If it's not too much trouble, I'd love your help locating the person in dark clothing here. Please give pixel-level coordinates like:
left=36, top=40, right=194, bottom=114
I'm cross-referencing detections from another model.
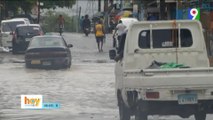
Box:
left=114, top=32, right=127, bottom=62
left=147, top=13, right=158, bottom=21
left=82, top=14, right=91, bottom=36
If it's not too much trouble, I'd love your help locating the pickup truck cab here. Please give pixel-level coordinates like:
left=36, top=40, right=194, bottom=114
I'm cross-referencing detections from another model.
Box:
left=109, top=20, right=213, bottom=120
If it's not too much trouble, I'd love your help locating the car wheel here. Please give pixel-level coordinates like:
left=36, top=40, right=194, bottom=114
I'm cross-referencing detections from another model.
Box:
left=68, top=60, right=71, bottom=68
left=12, top=43, right=17, bottom=54
left=25, top=63, right=31, bottom=68
left=194, top=112, right=206, bottom=120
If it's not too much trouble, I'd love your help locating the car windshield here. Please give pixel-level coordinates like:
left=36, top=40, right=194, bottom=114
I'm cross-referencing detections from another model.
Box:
left=2, top=21, right=24, bottom=32
left=29, top=37, right=65, bottom=47
left=17, top=26, right=41, bottom=36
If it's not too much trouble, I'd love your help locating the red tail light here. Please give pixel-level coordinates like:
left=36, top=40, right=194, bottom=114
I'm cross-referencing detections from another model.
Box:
left=146, top=92, right=160, bottom=99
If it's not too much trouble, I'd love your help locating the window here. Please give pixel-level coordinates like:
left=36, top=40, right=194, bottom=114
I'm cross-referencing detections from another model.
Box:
left=17, top=26, right=41, bottom=36
left=30, top=37, right=65, bottom=47
left=138, top=29, right=193, bottom=49
left=2, top=21, right=24, bottom=32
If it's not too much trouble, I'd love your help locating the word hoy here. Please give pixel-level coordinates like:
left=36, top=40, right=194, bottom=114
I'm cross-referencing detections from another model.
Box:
left=21, top=95, right=43, bottom=109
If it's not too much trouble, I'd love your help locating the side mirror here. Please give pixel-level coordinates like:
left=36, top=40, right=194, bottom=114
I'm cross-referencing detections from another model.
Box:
left=109, top=49, right=116, bottom=60
left=67, top=44, right=73, bottom=48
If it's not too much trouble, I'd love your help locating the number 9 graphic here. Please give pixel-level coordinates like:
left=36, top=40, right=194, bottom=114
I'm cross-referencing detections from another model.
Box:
left=188, top=8, right=200, bottom=20
left=190, top=8, right=198, bottom=20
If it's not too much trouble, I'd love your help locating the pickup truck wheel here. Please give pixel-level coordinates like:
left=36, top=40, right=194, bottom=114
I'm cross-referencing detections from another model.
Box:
left=117, top=90, right=131, bottom=120
left=119, top=101, right=131, bottom=120
left=194, top=112, right=206, bottom=120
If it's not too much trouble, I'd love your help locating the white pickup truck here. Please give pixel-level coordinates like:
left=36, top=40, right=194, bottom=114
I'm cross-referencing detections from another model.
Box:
left=109, top=20, right=213, bottom=120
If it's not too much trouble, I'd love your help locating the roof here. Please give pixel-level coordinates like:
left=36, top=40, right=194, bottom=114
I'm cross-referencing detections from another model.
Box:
left=16, top=24, right=41, bottom=27
left=34, top=35, right=62, bottom=38
left=1, top=18, right=29, bottom=23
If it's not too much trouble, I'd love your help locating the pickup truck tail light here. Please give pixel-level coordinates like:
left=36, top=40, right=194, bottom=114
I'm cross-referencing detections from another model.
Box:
left=146, top=92, right=159, bottom=99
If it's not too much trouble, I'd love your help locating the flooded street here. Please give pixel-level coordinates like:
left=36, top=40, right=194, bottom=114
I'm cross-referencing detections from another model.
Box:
left=0, top=33, right=117, bottom=120
left=0, top=33, right=213, bottom=120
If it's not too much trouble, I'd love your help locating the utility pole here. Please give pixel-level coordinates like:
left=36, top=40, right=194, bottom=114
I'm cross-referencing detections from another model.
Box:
left=78, top=7, right=81, bottom=33
left=120, top=0, right=123, bottom=10
left=76, top=0, right=79, bottom=32
left=104, top=0, right=109, bottom=33
left=37, top=0, right=40, bottom=23
left=98, top=0, right=101, bottom=12
left=160, top=0, right=166, bottom=20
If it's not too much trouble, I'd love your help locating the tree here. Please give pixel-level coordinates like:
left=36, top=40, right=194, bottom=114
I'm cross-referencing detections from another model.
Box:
left=2, top=0, right=76, bottom=18
left=40, top=0, right=76, bottom=9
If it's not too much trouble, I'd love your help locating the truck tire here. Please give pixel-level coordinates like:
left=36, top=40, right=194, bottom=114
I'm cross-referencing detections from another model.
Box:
left=117, top=90, right=131, bottom=120
left=194, top=112, right=206, bottom=120
left=119, top=101, right=131, bottom=120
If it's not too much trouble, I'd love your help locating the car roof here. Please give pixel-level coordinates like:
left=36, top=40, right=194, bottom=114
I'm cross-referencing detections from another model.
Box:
left=11, top=18, right=29, bottom=21
left=1, top=18, right=29, bottom=23
left=34, top=35, right=63, bottom=38
left=16, top=24, right=41, bottom=27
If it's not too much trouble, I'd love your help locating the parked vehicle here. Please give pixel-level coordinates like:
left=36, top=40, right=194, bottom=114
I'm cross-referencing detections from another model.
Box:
left=109, top=20, right=213, bottom=120
left=0, top=18, right=30, bottom=48
left=25, top=35, right=73, bottom=69
left=12, top=24, right=43, bottom=54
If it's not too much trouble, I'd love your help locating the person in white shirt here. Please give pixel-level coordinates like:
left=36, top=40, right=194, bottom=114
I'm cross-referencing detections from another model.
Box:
left=113, top=20, right=126, bottom=45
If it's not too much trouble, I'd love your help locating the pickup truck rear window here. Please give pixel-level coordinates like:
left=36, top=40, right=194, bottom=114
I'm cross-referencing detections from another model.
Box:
left=16, top=26, right=41, bottom=36
left=138, top=29, right=193, bottom=49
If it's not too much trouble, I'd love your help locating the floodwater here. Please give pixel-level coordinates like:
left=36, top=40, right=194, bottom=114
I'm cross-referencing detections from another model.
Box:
left=0, top=33, right=117, bottom=120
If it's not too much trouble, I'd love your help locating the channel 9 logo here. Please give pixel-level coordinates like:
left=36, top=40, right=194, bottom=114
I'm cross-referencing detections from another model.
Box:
left=188, top=8, right=200, bottom=20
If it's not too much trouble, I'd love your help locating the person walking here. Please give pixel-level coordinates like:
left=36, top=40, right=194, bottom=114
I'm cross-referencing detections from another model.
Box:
left=109, top=18, right=116, bottom=33
left=113, top=20, right=126, bottom=47
left=57, top=14, right=65, bottom=35
left=94, top=20, right=105, bottom=52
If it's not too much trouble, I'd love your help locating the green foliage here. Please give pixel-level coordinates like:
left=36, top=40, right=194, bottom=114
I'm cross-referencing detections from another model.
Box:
left=40, top=0, right=76, bottom=9
left=41, top=11, right=77, bottom=33
left=3, top=0, right=76, bottom=16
